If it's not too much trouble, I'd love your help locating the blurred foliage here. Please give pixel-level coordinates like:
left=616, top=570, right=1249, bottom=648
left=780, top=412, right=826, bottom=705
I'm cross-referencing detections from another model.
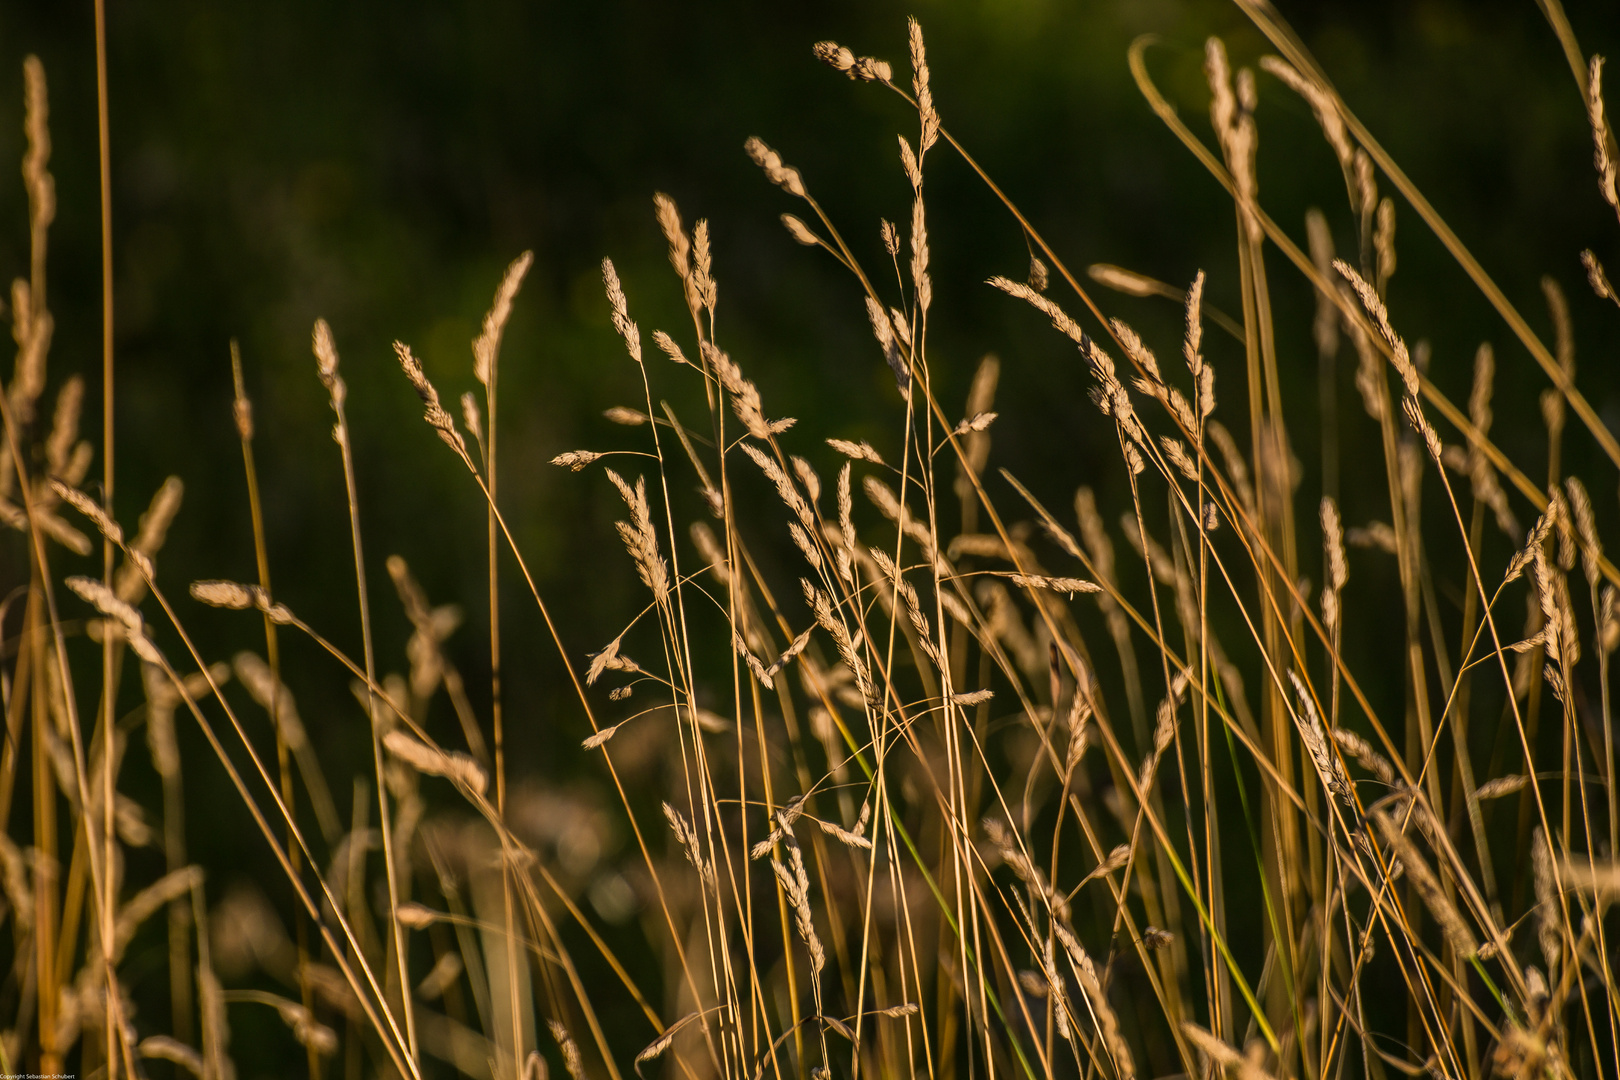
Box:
left=0, top=0, right=1618, bottom=1070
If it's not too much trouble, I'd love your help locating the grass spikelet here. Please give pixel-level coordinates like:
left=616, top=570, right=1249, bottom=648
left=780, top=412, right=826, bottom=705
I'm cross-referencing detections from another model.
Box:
left=548, top=1020, right=587, bottom=1080
left=1532, top=828, right=1559, bottom=976
left=1287, top=671, right=1353, bottom=808
left=987, top=275, right=1086, bottom=346
left=871, top=547, right=941, bottom=666
left=382, top=730, right=487, bottom=797
left=827, top=437, right=884, bottom=465
left=744, top=136, right=807, bottom=198
left=116, top=475, right=183, bottom=602
left=908, top=17, right=939, bottom=152
left=188, top=580, right=253, bottom=609
left=781, top=212, right=821, bottom=246
left=585, top=636, right=640, bottom=686
left=702, top=342, right=772, bottom=438
left=662, top=801, right=714, bottom=888
left=1088, top=262, right=1170, bottom=299
left=1581, top=248, right=1616, bottom=303
left=765, top=626, right=814, bottom=680
left=601, top=256, right=642, bottom=364
left=394, top=340, right=473, bottom=467
left=1110, top=317, right=1162, bottom=384
left=1374, top=811, right=1476, bottom=955
left=1375, top=197, right=1396, bottom=292
left=771, top=839, right=826, bottom=975
left=1474, top=775, right=1529, bottom=800
left=865, top=295, right=910, bottom=389
left=739, top=442, right=813, bottom=528
left=1139, top=669, right=1189, bottom=792
left=803, top=578, right=874, bottom=700
left=1564, top=474, right=1599, bottom=584
left=66, top=575, right=162, bottom=663
left=604, top=469, right=670, bottom=606
left=50, top=477, right=122, bottom=544
left=581, top=721, right=627, bottom=751
left=233, top=652, right=308, bottom=750
left=732, top=629, right=775, bottom=689
left=473, top=250, right=533, bottom=385
left=1003, top=573, right=1101, bottom=597
left=954, top=410, right=997, bottom=435
left=550, top=450, right=603, bottom=471
left=189, top=579, right=294, bottom=624
left=1320, top=496, right=1346, bottom=632
left=1053, top=920, right=1134, bottom=1080
left=1260, top=56, right=1352, bottom=169
left=46, top=374, right=84, bottom=474
left=1588, top=55, right=1620, bottom=220
left=1077, top=844, right=1131, bottom=892
left=634, top=1012, right=699, bottom=1075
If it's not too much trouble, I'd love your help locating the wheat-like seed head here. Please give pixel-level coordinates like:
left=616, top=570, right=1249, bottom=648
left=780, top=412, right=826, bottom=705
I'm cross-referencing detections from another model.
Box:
left=1261, top=56, right=1353, bottom=169
left=394, top=341, right=472, bottom=467
left=908, top=18, right=939, bottom=153
left=1582, top=249, right=1615, bottom=301
left=472, top=250, right=533, bottom=386
left=744, top=136, right=807, bottom=198
left=67, top=576, right=161, bottom=664
left=600, top=257, right=642, bottom=364
left=1588, top=55, right=1620, bottom=220
left=383, top=730, right=486, bottom=797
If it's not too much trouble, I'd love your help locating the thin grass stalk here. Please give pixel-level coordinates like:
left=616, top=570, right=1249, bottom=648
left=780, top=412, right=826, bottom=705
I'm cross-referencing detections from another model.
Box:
left=318, top=331, right=418, bottom=1066
left=93, top=0, right=118, bottom=1070
left=230, top=342, right=320, bottom=1080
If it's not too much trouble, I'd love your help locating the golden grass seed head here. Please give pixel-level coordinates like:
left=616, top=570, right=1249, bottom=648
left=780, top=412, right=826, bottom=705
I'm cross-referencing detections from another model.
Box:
left=1088, top=262, right=1167, bottom=299
left=1027, top=255, right=1048, bottom=293
left=1474, top=775, right=1529, bottom=801
left=691, top=218, right=716, bottom=312
left=1581, top=249, right=1615, bottom=300
left=652, top=191, right=690, bottom=280
left=1374, top=197, right=1396, bottom=291
left=1354, top=149, right=1377, bottom=220
left=46, top=374, right=83, bottom=475
left=548, top=1021, right=587, bottom=1080
left=1564, top=475, right=1600, bottom=584
left=50, top=478, right=121, bottom=545
left=813, top=41, right=855, bottom=74
left=312, top=317, right=341, bottom=393
left=744, top=136, right=807, bottom=198
left=394, top=340, right=472, bottom=464
left=1588, top=55, right=1620, bottom=217
left=550, top=450, right=602, bottom=471
left=383, top=730, right=487, bottom=797
left=781, top=213, right=821, bottom=246
left=827, top=437, right=884, bottom=465
left=600, top=257, right=642, bottom=364
left=908, top=17, right=939, bottom=152
left=473, top=250, right=533, bottom=386
left=459, top=391, right=485, bottom=454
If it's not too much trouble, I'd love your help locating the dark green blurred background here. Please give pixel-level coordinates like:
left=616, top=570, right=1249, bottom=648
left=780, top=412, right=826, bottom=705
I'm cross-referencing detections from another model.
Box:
left=2, top=0, right=1619, bottom=1071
